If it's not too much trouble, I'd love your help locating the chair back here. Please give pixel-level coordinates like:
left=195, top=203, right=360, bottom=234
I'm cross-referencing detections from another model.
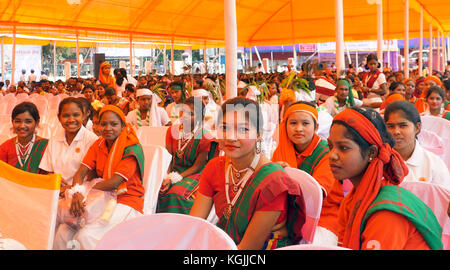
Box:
left=276, top=244, right=350, bottom=250
left=0, top=161, right=61, bottom=249
left=400, top=181, right=450, bottom=250
left=140, top=144, right=172, bottom=215
left=136, top=126, right=170, bottom=147
left=96, top=213, right=238, bottom=250
left=284, top=167, right=323, bottom=243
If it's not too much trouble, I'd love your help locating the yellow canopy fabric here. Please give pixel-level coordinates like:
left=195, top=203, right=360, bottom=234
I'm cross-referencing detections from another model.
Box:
left=0, top=0, right=448, bottom=47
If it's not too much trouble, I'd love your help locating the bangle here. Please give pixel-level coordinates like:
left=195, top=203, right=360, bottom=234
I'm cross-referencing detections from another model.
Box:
left=166, top=172, right=183, bottom=185
left=67, top=184, right=86, bottom=199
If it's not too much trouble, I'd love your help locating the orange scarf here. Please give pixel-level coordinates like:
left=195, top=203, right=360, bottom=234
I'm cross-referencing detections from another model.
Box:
left=421, top=75, right=442, bottom=98
left=334, top=109, right=408, bottom=250
left=272, top=103, right=318, bottom=168
left=99, top=105, right=140, bottom=195
left=98, top=62, right=116, bottom=88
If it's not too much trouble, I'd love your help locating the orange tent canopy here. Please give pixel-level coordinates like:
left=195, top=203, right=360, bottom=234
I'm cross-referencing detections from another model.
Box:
left=0, top=0, right=448, bottom=47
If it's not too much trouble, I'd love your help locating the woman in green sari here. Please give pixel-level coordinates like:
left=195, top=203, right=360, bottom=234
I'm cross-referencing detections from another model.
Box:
left=157, top=96, right=219, bottom=214
left=0, top=102, right=48, bottom=173
left=190, top=97, right=306, bottom=250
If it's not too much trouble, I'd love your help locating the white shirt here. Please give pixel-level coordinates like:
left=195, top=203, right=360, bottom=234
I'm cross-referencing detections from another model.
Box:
left=126, top=108, right=170, bottom=130
left=322, top=96, right=363, bottom=117
left=28, top=74, right=37, bottom=83
left=403, top=140, right=450, bottom=189
left=39, top=125, right=98, bottom=184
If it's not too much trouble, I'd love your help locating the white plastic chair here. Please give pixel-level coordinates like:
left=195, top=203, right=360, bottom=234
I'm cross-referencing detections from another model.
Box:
left=0, top=160, right=61, bottom=250
left=136, top=126, right=170, bottom=147
left=399, top=181, right=450, bottom=250
left=95, top=213, right=238, bottom=250
left=417, top=129, right=445, bottom=157
left=140, top=144, right=172, bottom=215
left=48, top=95, right=61, bottom=111
left=276, top=244, right=350, bottom=250
left=420, top=116, right=450, bottom=141
left=284, top=167, right=324, bottom=244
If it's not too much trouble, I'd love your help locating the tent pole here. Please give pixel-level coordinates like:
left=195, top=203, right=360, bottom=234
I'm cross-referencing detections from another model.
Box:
left=334, top=0, right=345, bottom=77
left=418, top=6, right=423, bottom=76
left=404, top=0, right=409, bottom=78
left=76, top=32, right=80, bottom=78
left=436, top=28, right=441, bottom=71
left=442, top=34, right=444, bottom=70
left=377, top=0, right=383, bottom=69
left=429, top=23, right=433, bottom=75
left=163, top=44, right=167, bottom=75
left=130, top=35, right=133, bottom=78
left=1, top=36, right=4, bottom=82
left=254, top=46, right=265, bottom=73
left=12, top=25, right=16, bottom=85
left=53, top=40, right=57, bottom=81
left=171, top=40, right=174, bottom=75
left=224, top=0, right=238, bottom=99
left=249, top=46, right=252, bottom=68
left=204, top=40, right=207, bottom=74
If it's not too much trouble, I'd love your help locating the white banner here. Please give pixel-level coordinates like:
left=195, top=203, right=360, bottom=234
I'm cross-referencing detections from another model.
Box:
left=2, top=45, right=42, bottom=83
left=317, top=40, right=398, bottom=52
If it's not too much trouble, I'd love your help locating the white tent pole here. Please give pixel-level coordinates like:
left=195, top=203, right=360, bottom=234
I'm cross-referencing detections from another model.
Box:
left=76, top=32, right=80, bottom=78
left=335, top=0, right=345, bottom=77
left=377, top=0, right=383, bottom=69
left=130, top=35, right=134, bottom=77
left=254, top=46, right=265, bottom=73
left=224, top=0, right=238, bottom=99
left=1, top=37, right=4, bottom=82
left=404, top=0, right=409, bottom=78
left=163, top=44, right=167, bottom=75
left=441, top=31, right=444, bottom=72
left=53, top=40, right=57, bottom=80
left=204, top=41, right=207, bottom=74
left=418, top=6, right=423, bottom=76
left=249, top=46, right=253, bottom=68
left=12, top=26, right=16, bottom=85
left=171, top=40, right=174, bottom=75
left=436, top=28, right=441, bottom=71
left=429, top=23, right=433, bottom=75
left=271, top=51, right=274, bottom=73
left=345, top=43, right=351, bottom=65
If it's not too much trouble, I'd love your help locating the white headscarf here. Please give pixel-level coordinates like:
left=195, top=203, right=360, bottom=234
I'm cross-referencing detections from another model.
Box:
left=136, top=88, right=162, bottom=126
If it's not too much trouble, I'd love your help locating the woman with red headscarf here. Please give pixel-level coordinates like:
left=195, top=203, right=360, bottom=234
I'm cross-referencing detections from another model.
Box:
left=328, top=107, right=443, bottom=250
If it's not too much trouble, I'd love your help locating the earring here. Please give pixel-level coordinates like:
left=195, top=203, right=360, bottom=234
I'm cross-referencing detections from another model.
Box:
left=255, top=140, right=262, bottom=154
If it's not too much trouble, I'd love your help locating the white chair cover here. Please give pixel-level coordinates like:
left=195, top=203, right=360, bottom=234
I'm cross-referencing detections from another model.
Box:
left=420, top=116, right=450, bottom=140
left=141, top=144, right=172, bottom=215
left=284, top=167, right=323, bottom=243
left=399, top=181, right=450, bottom=250
left=276, top=244, right=350, bottom=250
left=95, top=213, right=238, bottom=250
left=417, top=129, right=445, bottom=157
left=136, top=126, right=170, bottom=147
left=0, top=160, right=61, bottom=250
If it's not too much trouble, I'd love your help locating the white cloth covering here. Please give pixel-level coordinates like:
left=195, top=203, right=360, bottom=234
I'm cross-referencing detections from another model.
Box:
left=403, top=140, right=450, bottom=189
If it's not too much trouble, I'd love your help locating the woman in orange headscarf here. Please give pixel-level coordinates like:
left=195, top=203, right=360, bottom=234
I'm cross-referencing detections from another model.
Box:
left=98, top=61, right=116, bottom=88
left=414, top=75, right=442, bottom=113
left=56, top=105, right=145, bottom=250
left=329, top=107, right=442, bottom=250
left=272, top=101, right=344, bottom=243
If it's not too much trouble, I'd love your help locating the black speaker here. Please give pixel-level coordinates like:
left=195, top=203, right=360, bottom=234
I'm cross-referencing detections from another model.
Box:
left=93, top=53, right=105, bottom=79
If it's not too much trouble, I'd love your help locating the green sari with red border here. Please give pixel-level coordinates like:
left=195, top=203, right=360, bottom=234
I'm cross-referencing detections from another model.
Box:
left=361, top=185, right=443, bottom=250
left=18, top=138, right=49, bottom=173
left=216, top=162, right=306, bottom=250
left=157, top=129, right=218, bottom=214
